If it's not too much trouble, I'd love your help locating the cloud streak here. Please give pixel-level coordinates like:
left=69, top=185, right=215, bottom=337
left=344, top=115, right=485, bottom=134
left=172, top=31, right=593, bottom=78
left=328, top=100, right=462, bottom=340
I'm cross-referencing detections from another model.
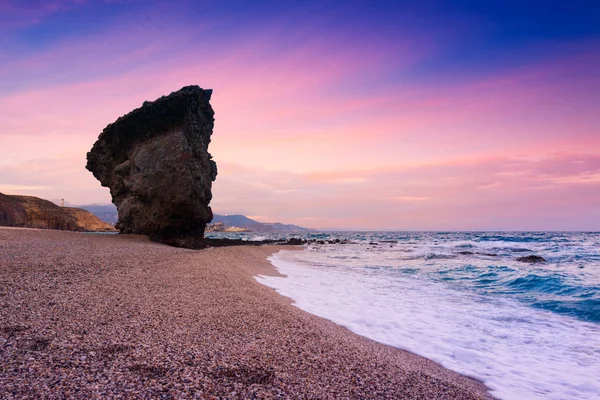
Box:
left=1, top=2, right=599, bottom=229
left=212, top=153, right=600, bottom=230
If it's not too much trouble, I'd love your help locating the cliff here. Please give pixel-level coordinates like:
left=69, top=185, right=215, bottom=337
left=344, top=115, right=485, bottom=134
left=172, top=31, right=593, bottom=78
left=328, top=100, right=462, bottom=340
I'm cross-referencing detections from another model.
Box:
left=64, top=207, right=118, bottom=232
left=77, top=204, right=118, bottom=225
left=86, top=85, right=217, bottom=248
left=0, top=193, right=116, bottom=232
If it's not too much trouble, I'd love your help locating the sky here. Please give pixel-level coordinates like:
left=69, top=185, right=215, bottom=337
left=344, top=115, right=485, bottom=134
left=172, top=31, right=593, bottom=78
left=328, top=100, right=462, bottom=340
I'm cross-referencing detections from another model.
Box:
left=1, top=0, right=599, bottom=230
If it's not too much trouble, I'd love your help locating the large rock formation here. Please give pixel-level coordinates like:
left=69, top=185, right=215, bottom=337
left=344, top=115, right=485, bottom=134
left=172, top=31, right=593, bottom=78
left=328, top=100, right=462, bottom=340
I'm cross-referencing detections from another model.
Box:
left=0, top=193, right=116, bottom=232
left=86, top=85, right=217, bottom=248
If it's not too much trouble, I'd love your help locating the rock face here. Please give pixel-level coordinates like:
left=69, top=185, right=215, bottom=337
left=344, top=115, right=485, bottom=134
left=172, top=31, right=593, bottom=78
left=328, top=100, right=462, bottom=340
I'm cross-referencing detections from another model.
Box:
left=0, top=193, right=116, bottom=232
left=86, top=86, right=217, bottom=248
left=0, top=193, right=28, bottom=227
left=516, top=255, right=546, bottom=263
left=205, top=222, right=225, bottom=232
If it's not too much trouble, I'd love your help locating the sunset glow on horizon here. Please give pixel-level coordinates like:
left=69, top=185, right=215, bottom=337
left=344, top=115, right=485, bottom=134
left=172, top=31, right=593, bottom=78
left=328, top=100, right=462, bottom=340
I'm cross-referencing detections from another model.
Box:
left=1, top=0, right=599, bottom=230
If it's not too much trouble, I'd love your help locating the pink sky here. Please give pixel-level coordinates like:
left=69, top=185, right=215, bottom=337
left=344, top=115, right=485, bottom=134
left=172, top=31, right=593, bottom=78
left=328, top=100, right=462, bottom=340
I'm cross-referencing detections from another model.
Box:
left=1, top=1, right=599, bottom=230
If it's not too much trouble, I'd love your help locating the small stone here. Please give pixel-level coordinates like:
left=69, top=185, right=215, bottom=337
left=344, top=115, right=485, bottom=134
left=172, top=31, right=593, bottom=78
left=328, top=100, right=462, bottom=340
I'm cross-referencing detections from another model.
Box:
left=516, top=255, right=546, bottom=263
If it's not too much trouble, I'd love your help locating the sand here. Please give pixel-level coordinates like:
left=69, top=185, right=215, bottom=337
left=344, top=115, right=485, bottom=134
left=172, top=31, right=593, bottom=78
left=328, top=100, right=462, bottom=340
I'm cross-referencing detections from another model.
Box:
left=0, top=227, right=493, bottom=399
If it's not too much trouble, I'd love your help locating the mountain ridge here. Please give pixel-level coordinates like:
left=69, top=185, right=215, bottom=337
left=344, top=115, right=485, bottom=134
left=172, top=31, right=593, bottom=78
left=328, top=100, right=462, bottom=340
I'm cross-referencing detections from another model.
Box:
left=77, top=204, right=311, bottom=232
left=211, top=214, right=311, bottom=232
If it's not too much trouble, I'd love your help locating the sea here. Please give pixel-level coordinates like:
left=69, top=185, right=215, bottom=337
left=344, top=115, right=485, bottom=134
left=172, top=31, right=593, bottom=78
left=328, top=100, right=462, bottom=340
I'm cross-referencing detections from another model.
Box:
left=205, top=231, right=600, bottom=400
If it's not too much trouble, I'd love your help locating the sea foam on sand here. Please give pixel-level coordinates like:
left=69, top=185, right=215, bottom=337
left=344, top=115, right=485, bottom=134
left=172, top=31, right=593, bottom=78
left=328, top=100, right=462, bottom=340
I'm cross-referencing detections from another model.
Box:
left=257, top=250, right=600, bottom=400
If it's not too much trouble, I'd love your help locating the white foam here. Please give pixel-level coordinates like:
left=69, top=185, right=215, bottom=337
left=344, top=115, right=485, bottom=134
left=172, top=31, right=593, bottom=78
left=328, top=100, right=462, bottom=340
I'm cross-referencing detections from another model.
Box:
left=256, top=250, right=600, bottom=400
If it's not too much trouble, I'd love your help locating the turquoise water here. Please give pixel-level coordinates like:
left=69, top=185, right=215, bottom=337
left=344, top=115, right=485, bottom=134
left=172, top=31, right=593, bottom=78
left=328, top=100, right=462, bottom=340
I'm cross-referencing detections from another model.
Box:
left=209, top=231, right=600, bottom=323
left=231, top=231, right=600, bottom=399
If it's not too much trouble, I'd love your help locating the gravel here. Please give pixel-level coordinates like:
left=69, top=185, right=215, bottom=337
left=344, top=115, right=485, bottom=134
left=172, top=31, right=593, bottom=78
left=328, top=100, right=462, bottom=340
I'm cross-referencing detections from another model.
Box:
left=0, top=227, right=493, bottom=399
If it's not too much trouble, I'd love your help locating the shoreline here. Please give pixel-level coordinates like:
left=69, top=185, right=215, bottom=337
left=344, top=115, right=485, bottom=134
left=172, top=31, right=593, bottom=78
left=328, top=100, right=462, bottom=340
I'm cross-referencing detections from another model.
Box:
left=0, top=227, right=492, bottom=399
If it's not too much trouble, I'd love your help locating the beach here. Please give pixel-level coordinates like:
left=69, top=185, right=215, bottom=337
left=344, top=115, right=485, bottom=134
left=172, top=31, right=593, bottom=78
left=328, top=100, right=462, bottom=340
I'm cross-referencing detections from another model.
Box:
left=0, top=227, right=492, bottom=399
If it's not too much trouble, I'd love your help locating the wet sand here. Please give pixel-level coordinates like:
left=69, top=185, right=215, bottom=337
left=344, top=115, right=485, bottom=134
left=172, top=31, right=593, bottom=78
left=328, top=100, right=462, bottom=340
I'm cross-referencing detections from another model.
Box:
left=0, top=227, right=493, bottom=399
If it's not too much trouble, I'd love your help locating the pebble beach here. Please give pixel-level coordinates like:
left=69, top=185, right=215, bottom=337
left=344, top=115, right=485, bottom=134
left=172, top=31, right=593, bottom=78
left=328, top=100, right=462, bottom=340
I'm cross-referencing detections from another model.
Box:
left=0, top=227, right=492, bottom=399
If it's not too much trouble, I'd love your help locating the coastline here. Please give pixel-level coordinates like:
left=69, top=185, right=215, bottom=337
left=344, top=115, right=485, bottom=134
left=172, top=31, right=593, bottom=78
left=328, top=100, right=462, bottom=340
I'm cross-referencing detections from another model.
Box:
left=0, top=227, right=492, bottom=399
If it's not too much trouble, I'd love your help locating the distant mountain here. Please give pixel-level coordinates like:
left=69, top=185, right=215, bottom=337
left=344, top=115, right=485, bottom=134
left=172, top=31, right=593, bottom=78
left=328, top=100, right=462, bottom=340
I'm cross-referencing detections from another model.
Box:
left=210, top=214, right=311, bottom=232
left=210, top=214, right=263, bottom=230
left=261, top=222, right=312, bottom=232
left=78, top=204, right=311, bottom=232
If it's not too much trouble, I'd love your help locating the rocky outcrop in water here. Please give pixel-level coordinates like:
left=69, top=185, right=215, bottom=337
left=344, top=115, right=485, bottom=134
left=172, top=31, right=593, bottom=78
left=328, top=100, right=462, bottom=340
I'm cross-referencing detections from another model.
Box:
left=86, top=86, right=217, bottom=248
left=0, top=193, right=115, bottom=232
left=516, top=255, right=546, bottom=263
left=205, top=222, right=225, bottom=232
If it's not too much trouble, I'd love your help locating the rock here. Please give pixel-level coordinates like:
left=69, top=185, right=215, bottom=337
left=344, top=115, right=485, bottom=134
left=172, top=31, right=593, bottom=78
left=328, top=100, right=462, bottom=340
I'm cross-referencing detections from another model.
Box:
left=206, top=222, right=225, bottom=232
left=86, top=85, right=217, bottom=248
left=197, top=237, right=305, bottom=248
left=0, top=193, right=115, bottom=232
left=0, top=193, right=28, bottom=227
left=516, top=255, right=546, bottom=263
left=285, top=238, right=305, bottom=245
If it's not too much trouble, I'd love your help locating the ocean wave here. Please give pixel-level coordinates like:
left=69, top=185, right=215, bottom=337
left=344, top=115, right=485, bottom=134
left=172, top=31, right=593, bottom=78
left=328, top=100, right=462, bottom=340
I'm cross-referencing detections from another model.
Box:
left=261, top=249, right=600, bottom=400
left=533, top=298, right=600, bottom=323
left=424, top=253, right=457, bottom=260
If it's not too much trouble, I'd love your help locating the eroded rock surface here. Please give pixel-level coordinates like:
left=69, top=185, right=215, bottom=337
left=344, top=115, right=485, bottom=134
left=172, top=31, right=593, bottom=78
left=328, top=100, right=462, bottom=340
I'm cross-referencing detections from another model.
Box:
left=0, top=193, right=115, bottom=232
left=86, top=86, right=217, bottom=248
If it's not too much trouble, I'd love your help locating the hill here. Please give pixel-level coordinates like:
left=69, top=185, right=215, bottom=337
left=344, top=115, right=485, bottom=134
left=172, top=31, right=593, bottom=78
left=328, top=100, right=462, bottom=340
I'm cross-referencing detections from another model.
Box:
left=78, top=203, right=119, bottom=225
left=210, top=214, right=311, bottom=232
left=78, top=204, right=311, bottom=232
left=0, top=193, right=116, bottom=232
